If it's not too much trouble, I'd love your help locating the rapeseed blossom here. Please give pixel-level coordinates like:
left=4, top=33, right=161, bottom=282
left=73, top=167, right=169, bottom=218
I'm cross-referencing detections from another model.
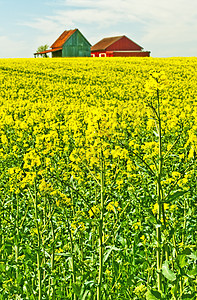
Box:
left=106, top=201, right=120, bottom=213
left=0, top=58, right=196, bottom=298
left=0, top=57, right=196, bottom=196
left=152, top=203, right=169, bottom=214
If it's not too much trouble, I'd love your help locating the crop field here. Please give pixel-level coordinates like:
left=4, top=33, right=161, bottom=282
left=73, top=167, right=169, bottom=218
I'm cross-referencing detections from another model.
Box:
left=0, top=57, right=196, bottom=299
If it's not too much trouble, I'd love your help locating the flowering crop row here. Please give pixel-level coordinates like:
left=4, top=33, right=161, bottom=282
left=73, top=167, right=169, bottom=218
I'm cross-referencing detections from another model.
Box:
left=0, top=57, right=196, bottom=299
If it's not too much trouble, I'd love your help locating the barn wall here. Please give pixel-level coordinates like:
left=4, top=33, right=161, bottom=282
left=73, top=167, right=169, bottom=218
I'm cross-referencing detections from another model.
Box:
left=91, top=51, right=107, bottom=57
left=112, top=51, right=150, bottom=57
left=91, top=50, right=150, bottom=57
left=62, top=30, right=91, bottom=57
left=107, top=36, right=142, bottom=51
left=52, top=50, right=62, bottom=58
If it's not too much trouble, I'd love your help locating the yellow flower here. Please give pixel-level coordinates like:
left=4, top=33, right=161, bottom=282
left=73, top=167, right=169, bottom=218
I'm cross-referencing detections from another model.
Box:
left=106, top=201, right=120, bottom=213
left=152, top=202, right=169, bottom=214
left=172, top=171, right=181, bottom=178
left=134, top=284, right=147, bottom=297
left=38, top=179, right=53, bottom=193
left=133, top=221, right=141, bottom=230
left=178, top=242, right=184, bottom=248
left=140, top=235, right=146, bottom=242
left=88, top=205, right=100, bottom=218
left=170, top=204, right=178, bottom=211
left=164, top=203, right=169, bottom=210
left=1, top=134, right=8, bottom=145
left=71, top=221, right=85, bottom=232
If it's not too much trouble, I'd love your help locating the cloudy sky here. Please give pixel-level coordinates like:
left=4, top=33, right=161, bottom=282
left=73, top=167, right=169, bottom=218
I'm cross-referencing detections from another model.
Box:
left=0, top=0, right=197, bottom=58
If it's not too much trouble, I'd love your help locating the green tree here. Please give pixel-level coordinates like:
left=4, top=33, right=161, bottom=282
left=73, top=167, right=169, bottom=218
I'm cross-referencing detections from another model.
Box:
left=36, top=44, right=49, bottom=57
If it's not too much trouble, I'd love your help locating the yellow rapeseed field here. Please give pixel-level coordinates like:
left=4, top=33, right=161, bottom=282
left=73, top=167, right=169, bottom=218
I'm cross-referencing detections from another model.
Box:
left=0, top=57, right=196, bottom=299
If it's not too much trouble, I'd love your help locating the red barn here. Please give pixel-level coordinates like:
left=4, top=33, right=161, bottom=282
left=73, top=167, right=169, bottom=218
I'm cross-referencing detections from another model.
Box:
left=91, top=35, right=150, bottom=57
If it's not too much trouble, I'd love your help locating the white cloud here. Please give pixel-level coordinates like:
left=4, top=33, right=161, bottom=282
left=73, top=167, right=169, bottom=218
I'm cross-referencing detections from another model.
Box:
left=22, top=17, right=62, bottom=35
left=23, top=0, right=197, bottom=56
left=55, top=0, right=197, bottom=23
left=58, top=0, right=197, bottom=39
left=20, top=17, right=65, bottom=51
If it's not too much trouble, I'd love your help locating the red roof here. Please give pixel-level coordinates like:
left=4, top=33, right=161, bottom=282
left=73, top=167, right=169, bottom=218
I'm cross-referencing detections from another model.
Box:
left=91, top=36, right=123, bottom=51
left=34, top=48, right=62, bottom=55
left=91, top=35, right=143, bottom=51
left=51, top=29, right=77, bottom=49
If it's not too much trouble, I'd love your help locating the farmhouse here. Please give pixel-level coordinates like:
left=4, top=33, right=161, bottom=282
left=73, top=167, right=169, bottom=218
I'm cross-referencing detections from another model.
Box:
left=34, top=29, right=91, bottom=58
left=91, top=35, right=150, bottom=57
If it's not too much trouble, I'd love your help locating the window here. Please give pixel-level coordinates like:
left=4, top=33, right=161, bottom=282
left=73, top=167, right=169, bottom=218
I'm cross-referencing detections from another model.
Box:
left=99, top=53, right=106, bottom=57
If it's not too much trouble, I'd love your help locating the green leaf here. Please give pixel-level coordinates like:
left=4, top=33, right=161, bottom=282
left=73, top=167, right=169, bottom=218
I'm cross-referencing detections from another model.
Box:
left=103, top=246, right=120, bottom=263
left=155, top=224, right=162, bottom=228
left=162, top=261, right=176, bottom=281
left=81, top=290, right=91, bottom=300
left=112, top=260, right=119, bottom=277
left=167, top=190, right=188, bottom=202
left=188, top=266, right=197, bottom=277
left=189, top=251, right=197, bottom=260
left=179, top=248, right=192, bottom=255
left=135, top=163, right=153, bottom=175
left=182, top=293, right=196, bottom=299
left=153, top=131, right=159, bottom=137
left=72, top=282, right=81, bottom=296
left=146, top=289, right=161, bottom=299
left=177, top=255, right=187, bottom=268
left=0, top=263, right=5, bottom=272
left=84, top=280, right=95, bottom=287
left=55, top=252, right=71, bottom=257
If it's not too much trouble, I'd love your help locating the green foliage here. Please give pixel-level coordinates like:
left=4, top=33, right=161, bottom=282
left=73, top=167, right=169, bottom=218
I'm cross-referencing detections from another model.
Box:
left=36, top=44, right=49, bottom=57
left=162, top=261, right=176, bottom=281
left=146, top=289, right=162, bottom=300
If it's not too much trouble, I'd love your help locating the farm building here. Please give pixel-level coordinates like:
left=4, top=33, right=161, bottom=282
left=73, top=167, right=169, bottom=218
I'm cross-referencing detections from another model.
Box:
left=91, top=35, right=150, bottom=57
left=34, top=29, right=91, bottom=58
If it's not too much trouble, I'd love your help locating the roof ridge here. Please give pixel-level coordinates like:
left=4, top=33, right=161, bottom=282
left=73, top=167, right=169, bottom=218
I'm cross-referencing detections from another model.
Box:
left=103, top=36, right=123, bottom=48
left=91, top=36, right=124, bottom=51
left=91, top=35, right=143, bottom=51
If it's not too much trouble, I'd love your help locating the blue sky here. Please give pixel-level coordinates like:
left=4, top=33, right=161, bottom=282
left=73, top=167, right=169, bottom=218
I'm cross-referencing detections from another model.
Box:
left=0, top=0, right=197, bottom=58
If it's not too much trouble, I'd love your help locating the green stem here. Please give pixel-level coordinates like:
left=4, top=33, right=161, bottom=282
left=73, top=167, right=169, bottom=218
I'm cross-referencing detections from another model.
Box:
left=180, top=269, right=183, bottom=296
left=79, top=233, right=84, bottom=281
left=15, top=194, right=19, bottom=290
left=182, top=198, right=186, bottom=245
left=97, top=150, right=105, bottom=300
left=31, top=186, right=42, bottom=300
left=0, top=205, right=2, bottom=261
left=65, top=210, right=77, bottom=300
left=50, top=203, right=55, bottom=300
left=156, top=87, right=163, bottom=293
left=42, top=196, right=46, bottom=295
